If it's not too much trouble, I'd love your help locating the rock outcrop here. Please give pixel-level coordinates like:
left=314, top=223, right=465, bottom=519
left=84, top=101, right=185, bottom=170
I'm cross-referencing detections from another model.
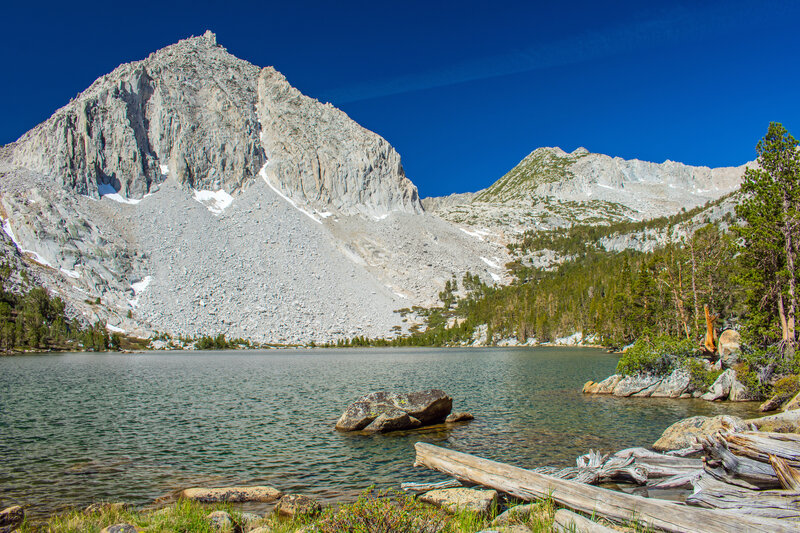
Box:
left=652, top=415, right=751, bottom=451
left=717, top=329, right=741, bottom=368
left=335, top=390, right=453, bottom=432
left=583, top=369, right=691, bottom=398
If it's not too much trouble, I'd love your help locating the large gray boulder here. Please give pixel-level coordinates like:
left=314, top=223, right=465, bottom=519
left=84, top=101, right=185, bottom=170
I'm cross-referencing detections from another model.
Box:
left=418, top=487, right=498, bottom=514
left=335, top=389, right=452, bottom=432
left=718, top=329, right=741, bottom=368
left=701, top=368, right=736, bottom=401
left=652, top=415, right=750, bottom=451
left=650, top=368, right=691, bottom=398
left=612, top=374, right=661, bottom=397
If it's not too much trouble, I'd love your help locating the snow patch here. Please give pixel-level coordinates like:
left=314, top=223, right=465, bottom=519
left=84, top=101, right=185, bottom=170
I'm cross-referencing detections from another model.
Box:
left=193, top=189, right=234, bottom=215
left=553, top=332, right=583, bottom=346
left=106, top=324, right=126, bottom=334
left=489, top=272, right=502, bottom=282
left=374, top=213, right=389, bottom=221
left=2, top=217, right=53, bottom=267
left=98, top=183, right=142, bottom=205
left=480, top=256, right=501, bottom=269
left=131, top=276, right=152, bottom=295
left=459, top=228, right=484, bottom=241
left=159, top=164, right=169, bottom=176
left=597, top=183, right=615, bottom=190
left=259, top=163, right=322, bottom=224
left=60, top=267, right=81, bottom=279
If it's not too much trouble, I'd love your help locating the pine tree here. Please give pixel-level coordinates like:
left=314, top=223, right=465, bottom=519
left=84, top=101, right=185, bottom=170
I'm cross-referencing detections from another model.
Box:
left=737, top=122, right=800, bottom=353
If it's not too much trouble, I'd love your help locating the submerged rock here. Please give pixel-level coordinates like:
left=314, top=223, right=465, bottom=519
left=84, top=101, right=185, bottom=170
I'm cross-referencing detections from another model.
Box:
left=180, top=485, right=283, bottom=503
left=652, top=415, right=750, bottom=451
left=274, top=494, right=322, bottom=518
left=419, top=487, right=498, bottom=514
left=335, top=389, right=453, bottom=432
left=446, top=412, right=474, bottom=423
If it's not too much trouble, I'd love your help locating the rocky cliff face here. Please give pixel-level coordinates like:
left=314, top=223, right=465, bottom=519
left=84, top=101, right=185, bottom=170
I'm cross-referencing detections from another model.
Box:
left=0, top=32, right=501, bottom=343
left=257, top=68, right=421, bottom=218
left=428, top=146, right=747, bottom=232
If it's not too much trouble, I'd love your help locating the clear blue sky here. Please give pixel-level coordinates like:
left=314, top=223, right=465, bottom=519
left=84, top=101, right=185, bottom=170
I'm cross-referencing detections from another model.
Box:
left=2, top=1, right=799, bottom=197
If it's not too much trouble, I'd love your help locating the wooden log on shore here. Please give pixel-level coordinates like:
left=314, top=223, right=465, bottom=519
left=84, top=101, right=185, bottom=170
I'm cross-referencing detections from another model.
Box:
left=701, top=434, right=781, bottom=489
left=553, top=509, right=617, bottom=533
left=400, top=479, right=461, bottom=493
left=723, top=432, right=800, bottom=467
left=687, top=474, right=800, bottom=521
left=413, top=442, right=794, bottom=533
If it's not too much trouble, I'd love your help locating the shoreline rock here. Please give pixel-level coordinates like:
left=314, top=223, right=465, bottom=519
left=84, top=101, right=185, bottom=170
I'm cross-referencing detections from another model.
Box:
left=652, top=415, right=751, bottom=451
left=179, top=486, right=283, bottom=503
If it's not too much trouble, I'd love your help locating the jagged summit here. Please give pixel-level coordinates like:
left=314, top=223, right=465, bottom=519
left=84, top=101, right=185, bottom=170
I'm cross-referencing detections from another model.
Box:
left=6, top=31, right=421, bottom=217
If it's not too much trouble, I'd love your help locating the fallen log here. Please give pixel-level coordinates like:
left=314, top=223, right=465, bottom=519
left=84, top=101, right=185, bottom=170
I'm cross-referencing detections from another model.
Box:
left=553, top=509, right=617, bottom=533
left=413, top=442, right=794, bottom=533
left=701, top=435, right=781, bottom=489
left=687, top=473, right=800, bottom=521
left=400, top=479, right=461, bottom=493
left=723, top=432, right=800, bottom=467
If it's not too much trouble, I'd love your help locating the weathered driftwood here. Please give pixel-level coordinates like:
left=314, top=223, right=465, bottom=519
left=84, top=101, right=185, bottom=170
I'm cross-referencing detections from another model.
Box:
left=553, top=509, right=617, bottom=533
left=723, top=432, right=800, bottom=467
left=771, top=454, right=800, bottom=491
left=413, top=442, right=794, bottom=533
left=687, top=473, right=800, bottom=521
left=613, top=447, right=703, bottom=479
left=533, top=451, right=646, bottom=485
left=400, top=479, right=461, bottom=493
left=701, top=435, right=781, bottom=489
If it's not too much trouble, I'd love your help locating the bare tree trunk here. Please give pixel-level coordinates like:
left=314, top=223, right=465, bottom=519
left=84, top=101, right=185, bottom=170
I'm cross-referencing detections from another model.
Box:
left=778, top=293, right=789, bottom=343
left=704, top=304, right=717, bottom=354
left=689, top=237, right=700, bottom=335
left=783, top=193, right=796, bottom=350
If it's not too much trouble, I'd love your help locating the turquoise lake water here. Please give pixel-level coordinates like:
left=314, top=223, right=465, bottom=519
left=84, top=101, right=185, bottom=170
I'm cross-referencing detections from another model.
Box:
left=0, top=347, right=760, bottom=516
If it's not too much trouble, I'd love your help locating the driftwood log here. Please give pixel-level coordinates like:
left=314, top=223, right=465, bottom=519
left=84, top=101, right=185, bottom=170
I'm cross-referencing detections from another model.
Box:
left=413, top=442, right=793, bottom=532
left=400, top=479, right=461, bottom=493
left=687, top=473, right=800, bottom=521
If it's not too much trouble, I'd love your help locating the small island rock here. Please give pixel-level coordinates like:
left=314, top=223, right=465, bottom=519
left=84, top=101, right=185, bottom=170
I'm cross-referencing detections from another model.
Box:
left=275, top=494, right=322, bottom=517
left=180, top=486, right=283, bottom=503
left=419, top=487, right=497, bottom=514
left=335, top=389, right=452, bottom=432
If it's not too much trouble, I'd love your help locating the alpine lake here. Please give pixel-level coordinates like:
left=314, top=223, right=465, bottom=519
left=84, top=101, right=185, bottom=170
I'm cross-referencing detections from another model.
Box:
left=0, top=347, right=761, bottom=517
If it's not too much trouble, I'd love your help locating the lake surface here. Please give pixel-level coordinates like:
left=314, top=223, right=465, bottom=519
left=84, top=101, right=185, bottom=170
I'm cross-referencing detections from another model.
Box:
left=0, top=347, right=760, bottom=516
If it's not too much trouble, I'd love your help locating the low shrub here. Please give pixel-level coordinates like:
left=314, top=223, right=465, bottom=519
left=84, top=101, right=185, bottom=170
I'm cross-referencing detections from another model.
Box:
left=311, top=489, right=447, bottom=533
left=616, top=334, right=697, bottom=376
left=684, top=358, right=722, bottom=392
left=773, top=374, right=800, bottom=397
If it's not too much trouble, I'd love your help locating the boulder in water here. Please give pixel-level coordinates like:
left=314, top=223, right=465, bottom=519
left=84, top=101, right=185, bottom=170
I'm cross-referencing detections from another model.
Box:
left=335, top=389, right=452, bottom=432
